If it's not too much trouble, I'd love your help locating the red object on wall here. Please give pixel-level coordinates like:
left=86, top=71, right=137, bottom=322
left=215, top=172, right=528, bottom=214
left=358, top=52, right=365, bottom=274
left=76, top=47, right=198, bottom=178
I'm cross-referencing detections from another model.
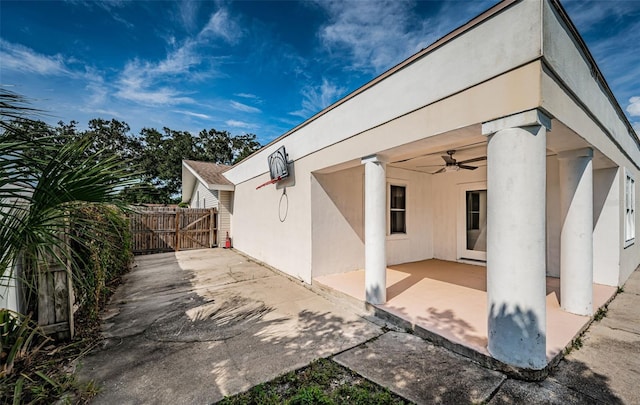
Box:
left=225, top=232, right=232, bottom=249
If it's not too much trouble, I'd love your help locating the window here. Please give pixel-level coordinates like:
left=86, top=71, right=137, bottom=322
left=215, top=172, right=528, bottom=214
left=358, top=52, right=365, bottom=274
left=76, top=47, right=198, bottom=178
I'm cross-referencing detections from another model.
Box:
left=467, top=191, right=481, bottom=231
left=465, top=190, right=487, bottom=252
left=625, top=169, right=635, bottom=247
left=390, top=185, right=406, bottom=234
left=457, top=182, right=487, bottom=262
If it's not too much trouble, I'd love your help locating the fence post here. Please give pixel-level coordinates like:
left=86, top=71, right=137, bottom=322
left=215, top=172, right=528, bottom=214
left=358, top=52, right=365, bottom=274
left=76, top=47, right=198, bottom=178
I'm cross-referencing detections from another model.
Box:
left=175, top=210, right=181, bottom=252
left=209, top=209, right=214, bottom=248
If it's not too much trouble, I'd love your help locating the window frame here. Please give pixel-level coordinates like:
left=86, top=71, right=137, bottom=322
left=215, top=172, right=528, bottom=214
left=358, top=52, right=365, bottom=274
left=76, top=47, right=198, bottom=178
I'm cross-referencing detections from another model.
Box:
left=388, top=183, right=407, bottom=237
left=624, top=168, right=635, bottom=248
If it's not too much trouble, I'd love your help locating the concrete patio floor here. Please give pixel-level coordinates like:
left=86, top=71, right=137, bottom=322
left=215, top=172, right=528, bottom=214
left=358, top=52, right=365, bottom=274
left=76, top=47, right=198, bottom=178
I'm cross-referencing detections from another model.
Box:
left=314, top=259, right=617, bottom=364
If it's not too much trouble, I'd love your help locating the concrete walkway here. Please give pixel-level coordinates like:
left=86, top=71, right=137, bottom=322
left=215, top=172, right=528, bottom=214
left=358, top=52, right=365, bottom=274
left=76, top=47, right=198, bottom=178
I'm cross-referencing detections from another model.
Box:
left=78, top=249, right=382, bottom=404
left=80, top=249, right=639, bottom=404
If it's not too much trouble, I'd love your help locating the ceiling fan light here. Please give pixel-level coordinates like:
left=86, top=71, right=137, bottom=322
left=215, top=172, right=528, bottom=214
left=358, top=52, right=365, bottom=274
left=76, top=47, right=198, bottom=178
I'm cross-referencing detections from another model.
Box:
left=444, top=165, right=460, bottom=172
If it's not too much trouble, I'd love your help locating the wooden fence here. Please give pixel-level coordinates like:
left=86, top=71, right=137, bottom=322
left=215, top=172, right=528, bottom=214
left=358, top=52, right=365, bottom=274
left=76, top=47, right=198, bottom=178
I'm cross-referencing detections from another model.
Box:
left=37, top=232, right=74, bottom=339
left=129, top=208, right=218, bottom=255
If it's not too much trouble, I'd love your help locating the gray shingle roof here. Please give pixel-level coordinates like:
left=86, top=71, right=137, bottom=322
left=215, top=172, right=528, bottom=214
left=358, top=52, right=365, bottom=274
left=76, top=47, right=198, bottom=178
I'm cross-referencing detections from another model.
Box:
left=183, top=160, right=233, bottom=187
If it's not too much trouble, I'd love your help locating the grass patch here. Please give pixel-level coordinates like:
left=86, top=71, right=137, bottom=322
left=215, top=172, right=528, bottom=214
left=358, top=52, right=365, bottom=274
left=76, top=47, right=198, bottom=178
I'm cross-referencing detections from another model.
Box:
left=218, top=358, right=412, bottom=405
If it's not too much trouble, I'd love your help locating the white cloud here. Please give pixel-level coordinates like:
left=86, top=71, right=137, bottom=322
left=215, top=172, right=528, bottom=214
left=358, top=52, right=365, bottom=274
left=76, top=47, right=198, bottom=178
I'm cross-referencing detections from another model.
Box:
left=628, top=97, right=640, bottom=117
left=114, top=41, right=202, bottom=106
left=66, top=0, right=133, bottom=28
left=563, top=0, right=637, bottom=29
left=178, top=0, right=200, bottom=30
left=313, top=0, right=494, bottom=74
left=199, top=8, right=243, bottom=44
left=289, top=78, right=346, bottom=119
left=116, top=85, right=193, bottom=106
left=235, top=93, right=259, bottom=100
left=225, top=119, right=257, bottom=129
left=80, top=107, right=121, bottom=118
left=84, top=75, right=109, bottom=106
left=0, top=39, right=69, bottom=76
left=113, top=6, right=242, bottom=107
left=174, top=110, right=211, bottom=120
left=230, top=100, right=261, bottom=113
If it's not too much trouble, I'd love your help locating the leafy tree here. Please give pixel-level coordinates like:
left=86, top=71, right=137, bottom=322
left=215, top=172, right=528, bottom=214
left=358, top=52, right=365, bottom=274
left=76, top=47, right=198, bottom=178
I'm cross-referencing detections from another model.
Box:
left=1, top=90, right=262, bottom=205
left=134, top=127, right=261, bottom=203
left=84, top=118, right=142, bottom=162
left=231, top=133, right=261, bottom=163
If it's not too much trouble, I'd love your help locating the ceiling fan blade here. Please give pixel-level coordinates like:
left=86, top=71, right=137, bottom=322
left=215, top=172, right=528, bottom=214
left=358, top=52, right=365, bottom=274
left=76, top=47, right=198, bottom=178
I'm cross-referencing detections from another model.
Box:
left=416, top=164, right=445, bottom=168
left=432, top=168, right=446, bottom=174
left=442, top=155, right=455, bottom=164
left=458, top=156, right=487, bottom=165
left=458, top=165, right=478, bottom=170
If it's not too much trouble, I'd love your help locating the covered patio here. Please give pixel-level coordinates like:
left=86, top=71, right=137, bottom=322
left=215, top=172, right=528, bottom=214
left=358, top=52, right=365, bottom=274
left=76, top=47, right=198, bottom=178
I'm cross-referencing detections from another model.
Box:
left=314, top=259, right=617, bottom=362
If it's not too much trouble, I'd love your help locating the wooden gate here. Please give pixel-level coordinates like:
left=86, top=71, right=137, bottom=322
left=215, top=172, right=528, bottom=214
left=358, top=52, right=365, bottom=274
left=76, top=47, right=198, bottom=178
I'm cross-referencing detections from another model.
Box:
left=130, top=208, right=218, bottom=255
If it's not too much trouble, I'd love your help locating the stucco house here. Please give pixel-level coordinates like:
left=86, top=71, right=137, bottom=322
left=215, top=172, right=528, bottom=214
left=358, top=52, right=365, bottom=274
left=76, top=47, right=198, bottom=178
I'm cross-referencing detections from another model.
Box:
left=219, top=0, right=639, bottom=372
left=181, top=160, right=233, bottom=246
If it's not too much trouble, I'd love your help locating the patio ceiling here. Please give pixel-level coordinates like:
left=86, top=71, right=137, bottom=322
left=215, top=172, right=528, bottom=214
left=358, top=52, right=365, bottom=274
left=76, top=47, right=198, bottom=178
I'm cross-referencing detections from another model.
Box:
left=313, top=117, right=616, bottom=176
left=383, top=119, right=617, bottom=174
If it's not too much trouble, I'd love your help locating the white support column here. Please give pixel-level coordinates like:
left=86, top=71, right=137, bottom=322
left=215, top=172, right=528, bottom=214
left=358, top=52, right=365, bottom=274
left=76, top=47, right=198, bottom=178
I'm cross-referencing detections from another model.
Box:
left=558, top=148, right=594, bottom=316
left=482, top=109, right=551, bottom=370
left=362, top=154, right=387, bottom=304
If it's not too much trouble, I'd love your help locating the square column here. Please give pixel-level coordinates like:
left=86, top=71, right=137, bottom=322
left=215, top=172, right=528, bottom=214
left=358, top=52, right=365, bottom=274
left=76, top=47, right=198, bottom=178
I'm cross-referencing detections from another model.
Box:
left=558, top=148, right=594, bottom=315
left=362, top=154, right=387, bottom=304
left=482, top=109, right=551, bottom=370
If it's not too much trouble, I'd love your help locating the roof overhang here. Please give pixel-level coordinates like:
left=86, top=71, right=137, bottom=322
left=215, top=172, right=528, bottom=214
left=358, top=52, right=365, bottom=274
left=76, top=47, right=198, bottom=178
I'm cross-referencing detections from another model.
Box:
left=181, top=161, right=235, bottom=202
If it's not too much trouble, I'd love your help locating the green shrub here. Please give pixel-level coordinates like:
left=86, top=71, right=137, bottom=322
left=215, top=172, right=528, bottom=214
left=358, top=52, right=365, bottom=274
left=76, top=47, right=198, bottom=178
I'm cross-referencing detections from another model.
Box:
left=70, top=205, right=133, bottom=319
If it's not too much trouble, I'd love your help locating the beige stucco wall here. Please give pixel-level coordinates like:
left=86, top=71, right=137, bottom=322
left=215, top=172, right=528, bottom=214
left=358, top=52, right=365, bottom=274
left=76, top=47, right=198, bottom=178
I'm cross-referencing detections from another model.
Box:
left=546, top=156, right=561, bottom=278
left=619, top=169, right=639, bottom=285
left=385, top=167, right=433, bottom=266
left=593, top=168, right=621, bottom=286
left=540, top=2, right=640, bottom=286
left=431, top=167, right=487, bottom=262
left=311, top=166, right=365, bottom=277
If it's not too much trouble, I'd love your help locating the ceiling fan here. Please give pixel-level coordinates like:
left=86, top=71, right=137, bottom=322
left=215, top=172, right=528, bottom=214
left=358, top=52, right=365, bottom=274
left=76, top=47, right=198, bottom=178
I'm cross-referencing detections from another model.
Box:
left=418, top=150, right=486, bottom=174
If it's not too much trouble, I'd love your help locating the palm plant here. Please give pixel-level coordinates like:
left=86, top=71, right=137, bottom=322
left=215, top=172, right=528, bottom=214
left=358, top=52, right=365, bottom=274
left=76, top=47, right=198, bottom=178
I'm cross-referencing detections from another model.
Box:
left=1, top=89, right=137, bottom=319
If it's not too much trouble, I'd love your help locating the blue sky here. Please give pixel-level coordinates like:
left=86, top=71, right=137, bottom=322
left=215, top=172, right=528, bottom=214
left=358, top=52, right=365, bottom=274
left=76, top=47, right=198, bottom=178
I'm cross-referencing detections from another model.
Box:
left=1, top=0, right=639, bottom=144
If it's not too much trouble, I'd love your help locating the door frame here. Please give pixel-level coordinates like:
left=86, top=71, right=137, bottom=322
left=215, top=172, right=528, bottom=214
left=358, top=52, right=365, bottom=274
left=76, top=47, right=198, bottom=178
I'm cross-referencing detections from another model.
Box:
left=457, top=181, right=487, bottom=263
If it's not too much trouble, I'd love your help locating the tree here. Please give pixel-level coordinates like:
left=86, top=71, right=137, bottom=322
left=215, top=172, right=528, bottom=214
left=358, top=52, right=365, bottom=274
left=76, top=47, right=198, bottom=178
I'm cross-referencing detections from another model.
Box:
left=231, top=133, right=261, bottom=163
left=133, top=127, right=261, bottom=203
left=1, top=91, right=262, bottom=206
left=198, top=129, right=261, bottom=164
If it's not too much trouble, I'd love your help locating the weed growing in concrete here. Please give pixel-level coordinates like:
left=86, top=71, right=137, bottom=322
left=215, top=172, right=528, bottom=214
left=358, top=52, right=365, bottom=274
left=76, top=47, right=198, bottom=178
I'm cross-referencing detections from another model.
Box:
left=218, top=358, right=410, bottom=404
left=564, top=337, right=584, bottom=355
left=594, top=307, right=608, bottom=321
